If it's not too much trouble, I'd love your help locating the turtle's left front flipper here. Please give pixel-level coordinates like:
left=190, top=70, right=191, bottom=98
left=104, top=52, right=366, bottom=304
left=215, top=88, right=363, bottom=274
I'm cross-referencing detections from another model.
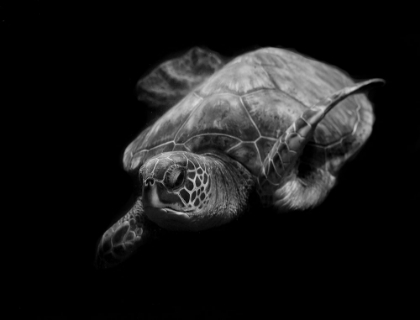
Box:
left=95, top=199, right=160, bottom=268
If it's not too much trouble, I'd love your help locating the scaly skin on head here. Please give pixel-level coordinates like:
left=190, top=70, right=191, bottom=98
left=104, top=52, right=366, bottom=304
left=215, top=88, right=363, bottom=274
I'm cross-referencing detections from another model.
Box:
left=140, top=151, right=254, bottom=231
left=96, top=151, right=254, bottom=268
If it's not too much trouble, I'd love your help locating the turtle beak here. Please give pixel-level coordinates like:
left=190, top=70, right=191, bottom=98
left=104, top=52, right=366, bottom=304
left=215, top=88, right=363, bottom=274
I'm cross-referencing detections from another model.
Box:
left=142, top=178, right=161, bottom=209
left=142, top=178, right=191, bottom=230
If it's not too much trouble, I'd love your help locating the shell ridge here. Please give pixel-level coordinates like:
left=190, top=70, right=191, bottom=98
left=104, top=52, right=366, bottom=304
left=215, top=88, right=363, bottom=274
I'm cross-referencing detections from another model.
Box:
left=241, top=88, right=270, bottom=98
left=183, top=132, right=243, bottom=145
left=238, top=96, right=262, bottom=138
left=225, top=141, right=243, bottom=153
left=143, top=141, right=174, bottom=153
left=173, top=95, right=204, bottom=143
left=237, top=96, right=266, bottom=166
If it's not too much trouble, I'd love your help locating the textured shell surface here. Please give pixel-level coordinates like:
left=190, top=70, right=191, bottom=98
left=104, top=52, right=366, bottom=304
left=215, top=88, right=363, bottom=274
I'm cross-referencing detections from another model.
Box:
left=124, top=47, right=374, bottom=176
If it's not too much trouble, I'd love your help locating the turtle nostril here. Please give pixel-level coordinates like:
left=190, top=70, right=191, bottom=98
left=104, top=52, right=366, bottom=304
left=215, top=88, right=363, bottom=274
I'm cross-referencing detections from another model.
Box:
left=145, top=178, right=155, bottom=186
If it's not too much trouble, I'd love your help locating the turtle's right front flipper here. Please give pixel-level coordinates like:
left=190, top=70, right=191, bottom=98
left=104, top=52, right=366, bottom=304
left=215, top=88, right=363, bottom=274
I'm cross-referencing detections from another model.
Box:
left=95, top=199, right=160, bottom=269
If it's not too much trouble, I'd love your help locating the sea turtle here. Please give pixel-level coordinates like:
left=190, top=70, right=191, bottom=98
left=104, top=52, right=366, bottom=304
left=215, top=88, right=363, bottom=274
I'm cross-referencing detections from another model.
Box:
left=96, top=47, right=383, bottom=268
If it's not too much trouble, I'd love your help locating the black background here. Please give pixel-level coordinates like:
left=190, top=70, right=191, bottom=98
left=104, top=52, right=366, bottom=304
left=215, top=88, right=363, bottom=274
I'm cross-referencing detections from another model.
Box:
left=4, top=3, right=418, bottom=319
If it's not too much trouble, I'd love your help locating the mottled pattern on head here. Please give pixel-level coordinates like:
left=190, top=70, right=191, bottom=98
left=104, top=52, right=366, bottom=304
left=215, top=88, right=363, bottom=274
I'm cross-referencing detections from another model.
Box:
left=140, top=152, right=211, bottom=211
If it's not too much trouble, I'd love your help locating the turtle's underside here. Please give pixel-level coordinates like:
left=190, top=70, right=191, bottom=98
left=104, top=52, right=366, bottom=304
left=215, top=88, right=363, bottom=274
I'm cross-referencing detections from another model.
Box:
left=96, top=47, right=383, bottom=268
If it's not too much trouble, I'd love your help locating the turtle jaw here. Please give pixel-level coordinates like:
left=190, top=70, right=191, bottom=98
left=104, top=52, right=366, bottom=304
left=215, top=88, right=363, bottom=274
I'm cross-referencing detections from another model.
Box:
left=143, top=206, right=193, bottom=231
left=142, top=181, right=194, bottom=231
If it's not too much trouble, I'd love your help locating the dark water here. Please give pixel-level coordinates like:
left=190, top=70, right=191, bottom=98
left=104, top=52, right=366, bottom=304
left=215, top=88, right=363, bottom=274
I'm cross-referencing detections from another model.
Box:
left=7, top=5, right=417, bottom=318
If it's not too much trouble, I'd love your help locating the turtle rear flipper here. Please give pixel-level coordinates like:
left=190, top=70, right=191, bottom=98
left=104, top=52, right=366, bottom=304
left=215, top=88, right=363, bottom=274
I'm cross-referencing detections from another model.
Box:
left=95, top=200, right=160, bottom=268
left=136, top=47, right=225, bottom=109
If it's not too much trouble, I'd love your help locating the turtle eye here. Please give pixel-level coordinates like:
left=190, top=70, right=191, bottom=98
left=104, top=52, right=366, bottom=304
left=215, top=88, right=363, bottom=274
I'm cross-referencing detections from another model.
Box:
left=165, top=168, right=185, bottom=190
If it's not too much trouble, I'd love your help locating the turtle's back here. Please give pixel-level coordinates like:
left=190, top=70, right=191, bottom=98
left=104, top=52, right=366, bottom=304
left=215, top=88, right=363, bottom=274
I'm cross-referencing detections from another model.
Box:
left=198, top=47, right=373, bottom=143
left=124, top=48, right=374, bottom=176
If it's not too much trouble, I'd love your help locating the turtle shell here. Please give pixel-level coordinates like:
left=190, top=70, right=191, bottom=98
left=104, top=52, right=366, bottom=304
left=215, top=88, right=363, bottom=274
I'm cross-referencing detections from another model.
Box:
left=123, top=48, right=374, bottom=177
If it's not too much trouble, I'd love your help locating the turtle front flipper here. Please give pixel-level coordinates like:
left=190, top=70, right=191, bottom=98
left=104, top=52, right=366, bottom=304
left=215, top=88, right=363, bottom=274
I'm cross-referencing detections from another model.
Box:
left=96, top=199, right=160, bottom=268
left=262, top=79, right=384, bottom=210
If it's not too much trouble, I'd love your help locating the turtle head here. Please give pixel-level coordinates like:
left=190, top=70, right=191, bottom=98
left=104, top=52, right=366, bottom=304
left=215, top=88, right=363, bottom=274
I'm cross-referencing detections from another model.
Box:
left=140, top=152, right=213, bottom=231
left=96, top=151, right=253, bottom=268
left=139, top=151, right=253, bottom=231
